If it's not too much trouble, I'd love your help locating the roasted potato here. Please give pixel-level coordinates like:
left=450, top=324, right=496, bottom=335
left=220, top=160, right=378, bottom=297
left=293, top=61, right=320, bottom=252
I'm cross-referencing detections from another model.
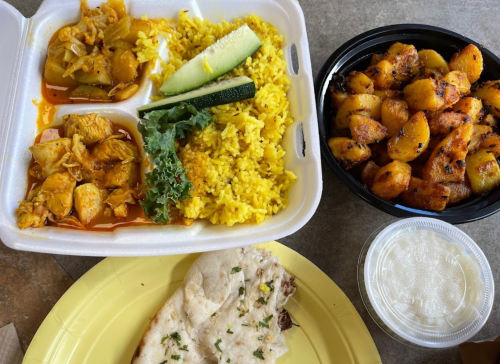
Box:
left=465, top=149, right=500, bottom=195
left=387, top=111, right=430, bottom=162
left=472, top=81, right=500, bottom=118
left=441, top=70, right=471, bottom=96
left=348, top=115, right=387, bottom=144
left=370, top=142, right=392, bottom=166
left=384, top=42, right=420, bottom=85
left=361, top=161, right=380, bottom=187
left=445, top=181, right=473, bottom=204
left=480, top=114, right=498, bottom=131
left=422, top=123, right=473, bottom=183
left=400, top=177, right=450, bottom=211
left=370, top=53, right=384, bottom=66
left=371, top=160, right=411, bottom=199
left=380, top=98, right=410, bottom=137
left=347, top=71, right=374, bottom=94
left=329, top=86, right=349, bottom=110
left=480, top=133, right=500, bottom=157
left=428, top=112, right=470, bottom=135
left=335, top=94, right=382, bottom=129
left=365, top=60, right=395, bottom=90
left=403, top=78, right=459, bottom=112
left=451, top=97, right=483, bottom=123
left=328, top=137, right=371, bottom=169
left=449, top=44, right=483, bottom=83
left=468, top=124, right=492, bottom=153
left=418, top=49, right=450, bottom=75
left=373, top=89, right=404, bottom=101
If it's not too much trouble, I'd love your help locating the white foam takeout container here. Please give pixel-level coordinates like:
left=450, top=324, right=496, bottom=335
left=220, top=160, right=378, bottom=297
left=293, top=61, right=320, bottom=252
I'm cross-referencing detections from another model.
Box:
left=0, top=0, right=322, bottom=256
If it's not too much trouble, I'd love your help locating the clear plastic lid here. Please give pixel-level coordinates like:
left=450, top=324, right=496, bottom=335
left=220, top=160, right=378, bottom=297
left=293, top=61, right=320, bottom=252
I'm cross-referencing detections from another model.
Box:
left=358, top=217, right=494, bottom=348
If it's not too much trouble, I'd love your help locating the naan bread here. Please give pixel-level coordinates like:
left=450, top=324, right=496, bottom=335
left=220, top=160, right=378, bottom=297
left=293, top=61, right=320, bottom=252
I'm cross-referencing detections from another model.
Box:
left=132, top=247, right=296, bottom=364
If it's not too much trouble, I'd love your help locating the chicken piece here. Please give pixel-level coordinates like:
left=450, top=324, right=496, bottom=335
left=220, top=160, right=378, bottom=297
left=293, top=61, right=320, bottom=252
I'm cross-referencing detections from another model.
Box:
left=74, top=183, right=107, bottom=225
left=29, top=138, right=72, bottom=178
left=63, top=113, right=114, bottom=145
left=92, top=138, right=139, bottom=163
left=104, top=187, right=136, bottom=217
left=104, top=162, right=138, bottom=188
left=70, top=134, right=107, bottom=185
left=16, top=200, right=50, bottom=229
left=40, top=172, right=77, bottom=219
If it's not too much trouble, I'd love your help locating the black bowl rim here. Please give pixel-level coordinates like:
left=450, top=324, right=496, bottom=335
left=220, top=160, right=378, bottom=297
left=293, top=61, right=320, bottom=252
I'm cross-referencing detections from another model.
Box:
left=315, top=23, right=500, bottom=224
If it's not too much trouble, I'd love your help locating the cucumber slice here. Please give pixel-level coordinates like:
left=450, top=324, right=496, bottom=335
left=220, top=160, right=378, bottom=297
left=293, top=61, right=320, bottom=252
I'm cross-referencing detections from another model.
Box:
left=138, top=76, right=255, bottom=117
left=159, top=25, right=262, bottom=96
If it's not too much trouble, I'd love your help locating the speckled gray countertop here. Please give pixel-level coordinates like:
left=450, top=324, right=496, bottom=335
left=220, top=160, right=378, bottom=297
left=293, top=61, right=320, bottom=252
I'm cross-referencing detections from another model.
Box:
left=3, top=0, right=500, bottom=363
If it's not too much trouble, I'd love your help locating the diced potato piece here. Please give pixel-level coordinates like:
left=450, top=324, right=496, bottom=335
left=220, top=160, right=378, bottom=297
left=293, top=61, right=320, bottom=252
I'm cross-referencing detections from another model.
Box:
left=44, top=60, right=79, bottom=86
left=371, top=160, right=411, bottom=199
left=481, top=114, right=498, bottom=131
left=380, top=98, right=410, bottom=137
left=370, top=142, right=392, bottom=166
left=329, top=85, right=348, bottom=110
left=383, top=42, right=420, bottom=84
left=480, top=133, right=500, bottom=157
left=404, top=78, right=453, bottom=112
left=452, top=97, right=483, bottom=123
left=442, top=82, right=461, bottom=109
left=466, top=149, right=500, bottom=195
left=422, top=123, right=473, bottom=183
left=400, top=177, right=450, bottom=211
left=373, top=89, right=404, bottom=100
left=472, top=81, right=500, bottom=118
left=370, top=53, right=383, bottom=66
left=449, top=44, right=484, bottom=83
left=428, top=112, right=470, bottom=135
left=468, top=124, right=492, bottom=153
left=387, top=111, right=430, bottom=162
left=124, top=19, right=152, bottom=44
left=328, top=137, right=371, bottom=169
left=364, top=60, right=395, bottom=90
left=346, top=71, right=374, bottom=94
left=112, top=48, right=139, bottom=84
left=441, top=70, right=471, bottom=97
left=70, top=85, right=111, bottom=101
left=103, top=15, right=132, bottom=45
left=445, top=181, right=473, bottom=204
left=74, top=68, right=113, bottom=86
left=409, top=162, right=425, bottom=178
left=109, top=39, right=134, bottom=51
left=418, top=49, right=450, bottom=75
left=74, top=183, right=106, bottom=225
left=348, top=115, right=387, bottom=144
left=114, top=84, right=139, bottom=101
left=335, top=94, right=382, bottom=129
left=412, top=68, right=443, bottom=82
left=361, top=161, right=380, bottom=187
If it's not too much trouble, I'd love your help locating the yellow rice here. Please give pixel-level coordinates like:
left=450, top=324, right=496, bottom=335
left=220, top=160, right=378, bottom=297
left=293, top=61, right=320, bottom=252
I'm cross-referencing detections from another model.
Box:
left=154, top=12, right=297, bottom=226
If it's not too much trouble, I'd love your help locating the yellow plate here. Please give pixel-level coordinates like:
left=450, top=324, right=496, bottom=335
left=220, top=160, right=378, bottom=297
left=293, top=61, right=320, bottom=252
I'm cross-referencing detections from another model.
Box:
left=23, top=242, right=381, bottom=364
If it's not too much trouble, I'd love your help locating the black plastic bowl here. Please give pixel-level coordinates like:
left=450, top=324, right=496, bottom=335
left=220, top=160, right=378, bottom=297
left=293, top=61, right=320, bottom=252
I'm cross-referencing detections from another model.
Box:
left=316, top=24, right=500, bottom=224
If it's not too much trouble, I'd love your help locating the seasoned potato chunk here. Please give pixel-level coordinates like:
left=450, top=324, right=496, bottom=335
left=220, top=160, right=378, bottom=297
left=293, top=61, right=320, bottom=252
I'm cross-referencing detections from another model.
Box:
left=481, top=114, right=498, bottom=131
left=328, top=137, right=371, bottom=169
left=428, top=112, right=470, bottom=135
left=373, top=89, right=404, bottom=100
left=361, top=161, right=380, bottom=187
left=371, top=160, right=411, bottom=199
left=422, top=123, right=473, bottom=183
left=441, top=71, right=471, bottom=96
left=112, top=48, right=139, bottom=84
left=472, top=81, right=500, bottom=118
left=380, top=98, right=410, bottom=137
left=370, top=142, right=392, bottom=166
left=418, top=49, right=450, bottom=75
left=384, top=42, right=420, bottom=84
left=449, top=44, right=483, bottom=83
left=387, top=111, right=430, bottom=162
left=348, top=115, right=387, bottom=144
left=347, top=71, right=374, bottom=94
left=365, top=60, right=395, bottom=90
left=480, top=133, right=500, bottom=157
left=74, top=183, right=106, bottom=225
left=466, top=149, right=500, bottom=195
left=370, top=53, right=383, bottom=66
left=400, top=177, right=450, bottom=211
left=451, top=97, right=483, bottom=123
left=335, top=94, right=382, bottom=129
left=445, top=181, right=473, bottom=204
left=329, top=86, right=349, bottom=110
left=404, top=78, right=459, bottom=111
left=468, top=124, right=492, bottom=153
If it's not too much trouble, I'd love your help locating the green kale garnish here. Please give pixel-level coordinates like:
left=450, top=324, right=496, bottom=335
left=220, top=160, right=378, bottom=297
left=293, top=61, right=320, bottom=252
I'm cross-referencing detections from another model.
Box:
left=238, top=287, right=245, bottom=296
left=231, top=267, right=242, bottom=274
left=137, top=103, right=215, bottom=223
left=253, top=350, right=265, bottom=360
left=215, top=338, right=222, bottom=352
left=171, top=354, right=181, bottom=360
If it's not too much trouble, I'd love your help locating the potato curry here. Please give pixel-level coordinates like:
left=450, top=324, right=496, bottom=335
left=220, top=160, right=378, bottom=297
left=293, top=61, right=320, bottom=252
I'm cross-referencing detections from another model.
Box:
left=43, top=0, right=155, bottom=103
left=328, top=42, right=500, bottom=211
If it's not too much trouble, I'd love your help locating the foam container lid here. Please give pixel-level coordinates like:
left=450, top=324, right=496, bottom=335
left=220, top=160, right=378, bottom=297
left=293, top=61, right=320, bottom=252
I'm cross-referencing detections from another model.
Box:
left=0, top=0, right=322, bottom=256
